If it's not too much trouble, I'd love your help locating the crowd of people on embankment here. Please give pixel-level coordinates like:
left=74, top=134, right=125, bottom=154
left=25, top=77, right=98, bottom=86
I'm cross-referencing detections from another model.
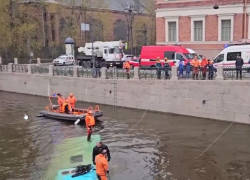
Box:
left=123, top=55, right=245, bottom=80
left=155, top=55, right=215, bottom=80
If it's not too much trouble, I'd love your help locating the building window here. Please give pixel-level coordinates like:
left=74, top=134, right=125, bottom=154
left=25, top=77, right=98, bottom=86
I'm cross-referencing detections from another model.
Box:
left=190, top=16, right=205, bottom=42
left=194, top=21, right=203, bottom=41
left=168, top=22, right=176, bottom=42
left=221, top=20, right=231, bottom=41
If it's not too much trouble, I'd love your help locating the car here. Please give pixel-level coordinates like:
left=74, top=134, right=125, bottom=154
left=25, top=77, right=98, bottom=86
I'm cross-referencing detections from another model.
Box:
left=121, top=55, right=134, bottom=61
left=128, top=58, right=139, bottom=69
left=53, top=55, right=75, bottom=66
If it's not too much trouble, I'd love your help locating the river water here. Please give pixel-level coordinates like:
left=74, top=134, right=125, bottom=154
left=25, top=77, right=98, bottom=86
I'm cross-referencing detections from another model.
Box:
left=0, top=91, right=250, bottom=180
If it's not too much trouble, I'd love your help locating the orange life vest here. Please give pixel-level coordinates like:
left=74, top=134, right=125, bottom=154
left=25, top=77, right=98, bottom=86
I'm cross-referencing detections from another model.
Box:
left=61, top=102, right=72, bottom=112
left=123, top=61, right=130, bottom=69
left=95, top=154, right=109, bottom=176
left=85, top=114, right=95, bottom=127
left=200, top=59, right=208, bottom=67
left=58, top=97, right=64, bottom=106
left=191, top=59, right=200, bottom=68
left=67, top=96, right=76, bottom=108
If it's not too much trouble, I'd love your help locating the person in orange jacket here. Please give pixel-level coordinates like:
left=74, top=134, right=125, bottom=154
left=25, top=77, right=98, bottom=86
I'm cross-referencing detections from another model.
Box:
left=57, top=93, right=65, bottom=112
left=85, top=110, right=96, bottom=142
left=123, top=61, right=131, bottom=79
left=95, top=149, right=109, bottom=180
left=200, top=57, right=208, bottom=80
left=191, top=55, right=200, bottom=80
left=67, top=93, right=77, bottom=109
left=61, top=100, right=72, bottom=114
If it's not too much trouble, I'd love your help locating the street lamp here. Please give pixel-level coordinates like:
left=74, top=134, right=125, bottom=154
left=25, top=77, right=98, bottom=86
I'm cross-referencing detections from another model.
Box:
left=124, top=4, right=138, bottom=55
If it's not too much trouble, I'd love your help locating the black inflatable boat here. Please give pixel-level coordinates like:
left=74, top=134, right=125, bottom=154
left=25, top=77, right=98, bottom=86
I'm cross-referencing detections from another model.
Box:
left=37, top=105, right=103, bottom=123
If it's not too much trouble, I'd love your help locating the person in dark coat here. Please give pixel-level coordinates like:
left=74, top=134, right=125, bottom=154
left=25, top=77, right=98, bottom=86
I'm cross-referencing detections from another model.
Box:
left=94, top=60, right=101, bottom=77
left=185, top=60, right=192, bottom=78
left=207, top=59, right=214, bottom=80
left=163, top=57, right=170, bottom=79
left=235, top=54, right=244, bottom=80
left=92, top=141, right=111, bottom=165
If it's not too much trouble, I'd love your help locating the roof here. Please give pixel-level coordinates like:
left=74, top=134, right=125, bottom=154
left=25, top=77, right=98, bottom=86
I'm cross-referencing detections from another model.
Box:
left=65, top=37, right=75, bottom=44
left=20, top=0, right=147, bottom=13
left=224, top=45, right=250, bottom=50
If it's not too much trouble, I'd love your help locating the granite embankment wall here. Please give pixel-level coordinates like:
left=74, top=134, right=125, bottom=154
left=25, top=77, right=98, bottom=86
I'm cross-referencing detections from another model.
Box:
left=0, top=72, right=250, bottom=124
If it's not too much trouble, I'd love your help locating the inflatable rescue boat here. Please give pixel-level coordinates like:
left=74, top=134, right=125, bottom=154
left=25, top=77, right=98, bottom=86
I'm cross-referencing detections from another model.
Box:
left=37, top=95, right=103, bottom=123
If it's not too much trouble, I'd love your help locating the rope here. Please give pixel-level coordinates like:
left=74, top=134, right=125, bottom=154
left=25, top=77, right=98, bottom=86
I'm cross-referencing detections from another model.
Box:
left=110, top=80, right=156, bottom=165
left=193, top=120, right=235, bottom=159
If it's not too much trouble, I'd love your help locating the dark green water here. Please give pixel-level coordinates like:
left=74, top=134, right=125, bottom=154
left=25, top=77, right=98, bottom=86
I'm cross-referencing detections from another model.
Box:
left=0, top=91, right=249, bottom=180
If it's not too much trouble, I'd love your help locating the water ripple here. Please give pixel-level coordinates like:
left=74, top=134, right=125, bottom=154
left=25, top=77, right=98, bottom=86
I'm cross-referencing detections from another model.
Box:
left=0, top=91, right=250, bottom=180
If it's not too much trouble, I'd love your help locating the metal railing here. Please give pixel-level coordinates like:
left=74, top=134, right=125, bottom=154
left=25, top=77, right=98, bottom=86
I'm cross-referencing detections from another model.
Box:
left=0, top=65, right=8, bottom=72
left=77, top=68, right=97, bottom=78
left=31, top=65, right=49, bottom=74
left=53, top=67, right=73, bottom=77
left=3, top=64, right=250, bottom=80
left=139, top=67, right=172, bottom=79
left=223, top=66, right=250, bottom=80
left=105, top=68, right=134, bottom=79
left=12, top=64, right=28, bottom=73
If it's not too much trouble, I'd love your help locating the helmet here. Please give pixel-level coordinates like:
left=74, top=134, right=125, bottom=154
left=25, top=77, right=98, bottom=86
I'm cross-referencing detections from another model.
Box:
left=88, top=110, right=93, bottom=114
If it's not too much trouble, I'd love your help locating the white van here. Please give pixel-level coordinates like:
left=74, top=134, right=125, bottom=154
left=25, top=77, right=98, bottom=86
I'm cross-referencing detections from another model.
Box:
left=186, top=48, right=202, bottom=60
left=213, top=45, right=250, bottom=67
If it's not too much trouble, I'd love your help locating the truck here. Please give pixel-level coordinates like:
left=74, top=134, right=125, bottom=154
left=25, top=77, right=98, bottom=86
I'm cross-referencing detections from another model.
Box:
left=77, top=40, right=127, bottom=68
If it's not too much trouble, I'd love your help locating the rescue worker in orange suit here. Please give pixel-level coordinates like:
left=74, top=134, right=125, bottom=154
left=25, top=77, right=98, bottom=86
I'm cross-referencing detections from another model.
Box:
left=85, top=110, right=95, bottom=142
left=67, top=93, right=77, bottom=109
left=123, top=61, right=131, bottom=79
left=191, top=55, right=200, bottom=80
left=95, top=149, right=109, bottom=180
left=92, top=141, right=111, bottom=165
left=61, top=100, right=72, bottom=114
left=57, top=94, right=65, bottom=111
left=155, top=57, right=162, bottom=79
left=200, top=57, right=208, bottom=80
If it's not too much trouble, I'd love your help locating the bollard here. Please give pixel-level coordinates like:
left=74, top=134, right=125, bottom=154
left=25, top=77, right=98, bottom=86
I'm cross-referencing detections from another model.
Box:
left=27, top=64, right=32, bottom=74
left=0, top=57, right=2, bottom=65
left=37, top=58, right=41, bottom=64
left=14, top=58, right=18, bottom=64
left=8, top=63, right=13, bottom=72
left=49, top=65, right=53, bottom=76
left=101, top=67, right=107, bottom=79
left=171, top=66, right=178, bottom=80
left=216, top=65, right=223, bottom=80
left=73, top=66, right=78, bottom=77
left=133, top=67, right=139, bottom=79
